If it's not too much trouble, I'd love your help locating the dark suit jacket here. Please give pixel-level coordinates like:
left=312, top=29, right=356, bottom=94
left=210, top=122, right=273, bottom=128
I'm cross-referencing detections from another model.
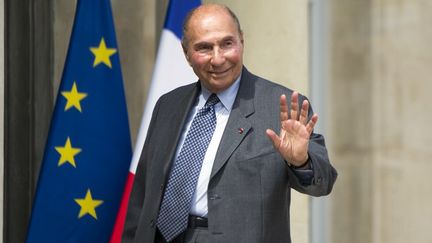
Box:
left=123, top=67, right=337, bottom=243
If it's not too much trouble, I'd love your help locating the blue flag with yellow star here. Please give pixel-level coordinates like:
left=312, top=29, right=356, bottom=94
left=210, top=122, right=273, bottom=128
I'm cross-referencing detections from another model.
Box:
left=26, top=0, right=132, bottom=242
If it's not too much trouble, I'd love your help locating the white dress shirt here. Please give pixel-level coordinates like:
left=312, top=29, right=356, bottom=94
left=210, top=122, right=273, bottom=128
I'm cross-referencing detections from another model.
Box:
left=172, top=76, right=241, bottom=217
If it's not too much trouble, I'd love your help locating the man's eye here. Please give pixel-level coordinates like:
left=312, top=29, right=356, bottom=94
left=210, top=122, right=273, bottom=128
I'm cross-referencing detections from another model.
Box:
left=196, top=45, right=212, bottom=52
left=221, top=41, right=234, bottom=49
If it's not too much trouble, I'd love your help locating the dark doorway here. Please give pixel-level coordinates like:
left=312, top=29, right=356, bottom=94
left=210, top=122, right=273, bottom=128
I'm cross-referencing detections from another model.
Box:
left=4, top=0, right=53, bottom=242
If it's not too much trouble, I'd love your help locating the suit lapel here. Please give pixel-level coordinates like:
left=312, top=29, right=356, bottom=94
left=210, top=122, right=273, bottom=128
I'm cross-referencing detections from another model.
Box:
left=210, top=68, right=256, bottom=179
left=160, top=83, right=201, bottom=178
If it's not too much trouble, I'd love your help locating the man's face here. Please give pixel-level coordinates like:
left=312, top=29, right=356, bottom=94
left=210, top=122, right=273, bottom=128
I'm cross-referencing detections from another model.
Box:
left=183, top=7, right=244, bottom=94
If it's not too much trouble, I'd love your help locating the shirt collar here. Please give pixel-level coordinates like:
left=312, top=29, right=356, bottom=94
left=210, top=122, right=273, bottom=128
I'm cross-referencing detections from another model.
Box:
left=200, top=74, right=241, bottom=112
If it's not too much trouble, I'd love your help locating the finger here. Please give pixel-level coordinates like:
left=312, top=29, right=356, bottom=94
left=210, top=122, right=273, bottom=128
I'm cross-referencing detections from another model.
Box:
left=306, top=114, right=318, bottom=134
left=280, top=94, right=288, bottom=122
left=299, top=100, right=310, bottom=125
left=290, top=91, right=299, bottom=120
left=266, top=129, right=281, bottom=149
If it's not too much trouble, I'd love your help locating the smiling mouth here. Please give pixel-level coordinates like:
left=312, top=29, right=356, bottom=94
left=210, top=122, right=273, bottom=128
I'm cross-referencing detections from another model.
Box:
left=210, top=69, right=230, bottom=76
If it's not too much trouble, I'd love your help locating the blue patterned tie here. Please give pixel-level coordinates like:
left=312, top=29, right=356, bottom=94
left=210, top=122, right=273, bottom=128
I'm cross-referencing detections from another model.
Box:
left=157, top=94, right=220, bottom=241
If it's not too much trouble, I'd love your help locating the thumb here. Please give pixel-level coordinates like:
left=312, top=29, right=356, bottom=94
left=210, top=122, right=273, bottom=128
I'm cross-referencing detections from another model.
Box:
left=266, top=129, right=281, bottom=150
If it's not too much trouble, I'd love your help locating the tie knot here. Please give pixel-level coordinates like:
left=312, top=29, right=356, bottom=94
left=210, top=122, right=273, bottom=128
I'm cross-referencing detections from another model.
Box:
left=205, top=94, right=220, bottom=108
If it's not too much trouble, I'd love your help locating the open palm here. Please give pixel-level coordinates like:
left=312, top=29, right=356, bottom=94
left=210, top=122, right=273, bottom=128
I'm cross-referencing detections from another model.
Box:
left=266, top=92, right=318, bottom=167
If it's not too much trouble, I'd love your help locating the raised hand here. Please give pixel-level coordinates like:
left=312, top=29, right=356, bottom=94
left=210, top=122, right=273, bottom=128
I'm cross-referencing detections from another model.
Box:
left=266, top=92, right=318, bottom=167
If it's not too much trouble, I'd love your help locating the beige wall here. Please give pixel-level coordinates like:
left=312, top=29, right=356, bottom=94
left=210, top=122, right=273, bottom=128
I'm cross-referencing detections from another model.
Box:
left=327, top=1, right=373, bottom=242
left=328, top=0, right=432, bottom=242
left=370, top=1, right=432, bottom=242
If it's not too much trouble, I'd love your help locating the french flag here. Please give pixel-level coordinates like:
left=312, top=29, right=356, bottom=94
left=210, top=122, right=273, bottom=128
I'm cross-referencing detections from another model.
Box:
left=110, top=0, right=201, bottom=242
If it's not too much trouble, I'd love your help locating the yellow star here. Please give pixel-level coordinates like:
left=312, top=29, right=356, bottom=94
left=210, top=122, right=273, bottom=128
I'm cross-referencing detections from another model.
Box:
left=55, top=137, right=81, bottom=167
left=90, top=37, right=117, bottom=68
left=74, top=189, right=104, bottom=219
left=61, top=82, right=87, bottom=112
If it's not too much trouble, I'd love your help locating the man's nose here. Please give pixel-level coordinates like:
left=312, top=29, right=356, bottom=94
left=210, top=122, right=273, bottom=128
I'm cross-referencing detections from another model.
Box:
left=210, top=47, right=225, bottom=66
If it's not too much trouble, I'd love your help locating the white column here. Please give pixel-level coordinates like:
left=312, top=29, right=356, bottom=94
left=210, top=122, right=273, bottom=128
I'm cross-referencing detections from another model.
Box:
left=309, top=0, right=331, bottom=243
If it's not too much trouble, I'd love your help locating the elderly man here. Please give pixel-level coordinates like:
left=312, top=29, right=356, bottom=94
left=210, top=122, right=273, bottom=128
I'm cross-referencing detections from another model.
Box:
left=123, top=3, right=337, bottom=243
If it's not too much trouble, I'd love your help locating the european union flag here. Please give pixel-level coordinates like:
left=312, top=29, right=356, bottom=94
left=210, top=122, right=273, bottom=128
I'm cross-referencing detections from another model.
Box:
left=26, top=0, right=132, bottom=242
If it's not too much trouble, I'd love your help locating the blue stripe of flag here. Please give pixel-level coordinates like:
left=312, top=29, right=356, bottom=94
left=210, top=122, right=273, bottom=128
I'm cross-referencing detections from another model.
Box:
left=164, top=0, right=201, bottom=39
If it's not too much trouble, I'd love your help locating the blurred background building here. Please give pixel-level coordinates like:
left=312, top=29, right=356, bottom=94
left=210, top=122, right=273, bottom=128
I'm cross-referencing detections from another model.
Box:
left=1, top=0, right=431, bottom=242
